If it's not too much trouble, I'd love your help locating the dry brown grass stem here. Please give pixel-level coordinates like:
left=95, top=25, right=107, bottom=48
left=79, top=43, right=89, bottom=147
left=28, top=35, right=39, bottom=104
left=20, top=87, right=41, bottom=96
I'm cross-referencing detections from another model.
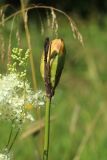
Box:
left=7, top=16, right=16, bottom=64
left=73, top=103, right=106, bottom=160
left=20, top=0, right=37, bottom=90
left=20, top=116, right=55, bottom=140
left=0, top=9, right=5, bottom=64
left=0, top=4, right=13, bottom=10
left=0, top=5, right=84, bottom=46
left=0, top=4, right=17, bottom=15
left=70, top=105, right=80, bottom=134
left=0, top=34, right=5, bottom=64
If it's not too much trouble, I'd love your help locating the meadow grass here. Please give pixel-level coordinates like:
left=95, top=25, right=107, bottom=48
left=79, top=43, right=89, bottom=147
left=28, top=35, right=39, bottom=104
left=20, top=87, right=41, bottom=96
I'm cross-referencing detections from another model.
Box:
left=0, top=7, right=107, bottom=160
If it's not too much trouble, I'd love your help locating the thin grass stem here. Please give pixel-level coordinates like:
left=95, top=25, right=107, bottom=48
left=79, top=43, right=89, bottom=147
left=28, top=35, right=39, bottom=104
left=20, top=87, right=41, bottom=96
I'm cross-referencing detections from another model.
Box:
left=20, top=0, right=37, bottom=90
left=5, top=123, right=14, bottom=149
left=8, top=128, right=20, bottom=152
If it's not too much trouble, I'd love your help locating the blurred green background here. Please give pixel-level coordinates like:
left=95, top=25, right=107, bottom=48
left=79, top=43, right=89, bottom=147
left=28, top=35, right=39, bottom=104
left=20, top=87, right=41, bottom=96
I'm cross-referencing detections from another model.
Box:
left=0, top=0, right=107, bottom=160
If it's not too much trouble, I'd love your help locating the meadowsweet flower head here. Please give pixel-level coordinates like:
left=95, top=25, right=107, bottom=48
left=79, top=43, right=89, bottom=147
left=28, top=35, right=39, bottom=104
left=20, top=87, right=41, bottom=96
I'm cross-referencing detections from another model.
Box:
left=0, top=148, right=12, bottom=160
left=0, top=73, right=32, bottom=124
left=0, top=48, right=45, bottom=127
left=0, top=73, right=45, bottom=126
left=0, top=153, right=10, bottom=160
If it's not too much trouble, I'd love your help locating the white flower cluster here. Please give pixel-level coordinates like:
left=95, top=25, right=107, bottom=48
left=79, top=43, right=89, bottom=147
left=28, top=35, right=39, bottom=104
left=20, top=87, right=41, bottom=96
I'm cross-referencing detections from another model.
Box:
left=0, top=149, right=12, bottom=160
left=0, top=153, right=10, bottom=160
left=0, top=73, right=45, bottom=126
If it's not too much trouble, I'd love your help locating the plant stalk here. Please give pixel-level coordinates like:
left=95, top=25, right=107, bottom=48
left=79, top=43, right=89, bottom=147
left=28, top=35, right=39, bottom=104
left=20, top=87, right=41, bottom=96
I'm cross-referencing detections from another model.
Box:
left=8, top=128, right=20, bottom=153
left=43, top=96, right=51, bottom=160
left=20, top=0, right=37, bottom=90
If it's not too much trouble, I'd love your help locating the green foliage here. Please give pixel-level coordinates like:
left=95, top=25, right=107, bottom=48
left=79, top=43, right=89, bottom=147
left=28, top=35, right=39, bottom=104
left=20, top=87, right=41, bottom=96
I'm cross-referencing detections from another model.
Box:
left=1, top=13, right=107, bottom=160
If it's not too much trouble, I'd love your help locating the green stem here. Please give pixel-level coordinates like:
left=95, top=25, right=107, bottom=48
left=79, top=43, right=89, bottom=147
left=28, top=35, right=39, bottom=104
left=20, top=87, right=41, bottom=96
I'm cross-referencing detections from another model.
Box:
left=8, top=128, right=20, bottom=152
left=5, top=123, right=13, bottom=148
left=43, top=96, right=51, bottom=160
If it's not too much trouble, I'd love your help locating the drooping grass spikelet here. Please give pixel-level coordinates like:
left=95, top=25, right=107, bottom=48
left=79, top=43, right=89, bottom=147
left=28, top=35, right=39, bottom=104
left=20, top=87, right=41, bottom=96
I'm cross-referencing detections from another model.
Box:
left=51, top=8, right=58, bottom=37
left=0, top=9, right=4, bottom=27
left=46, top=11, right=51, bottom=28
left=16, top=29, right=22, bottom=48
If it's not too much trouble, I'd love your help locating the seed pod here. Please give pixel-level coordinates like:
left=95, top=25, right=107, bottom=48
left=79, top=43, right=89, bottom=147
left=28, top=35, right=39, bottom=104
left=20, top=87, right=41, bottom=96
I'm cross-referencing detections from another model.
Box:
left=40, top=38, right=66, bottom=96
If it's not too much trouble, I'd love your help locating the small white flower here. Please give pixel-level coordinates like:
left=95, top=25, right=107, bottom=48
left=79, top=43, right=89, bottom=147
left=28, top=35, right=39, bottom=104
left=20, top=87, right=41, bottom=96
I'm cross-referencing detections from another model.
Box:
left=26, top=113, right=34, bottom=122
left=33, top=90, right=45, bottom=107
